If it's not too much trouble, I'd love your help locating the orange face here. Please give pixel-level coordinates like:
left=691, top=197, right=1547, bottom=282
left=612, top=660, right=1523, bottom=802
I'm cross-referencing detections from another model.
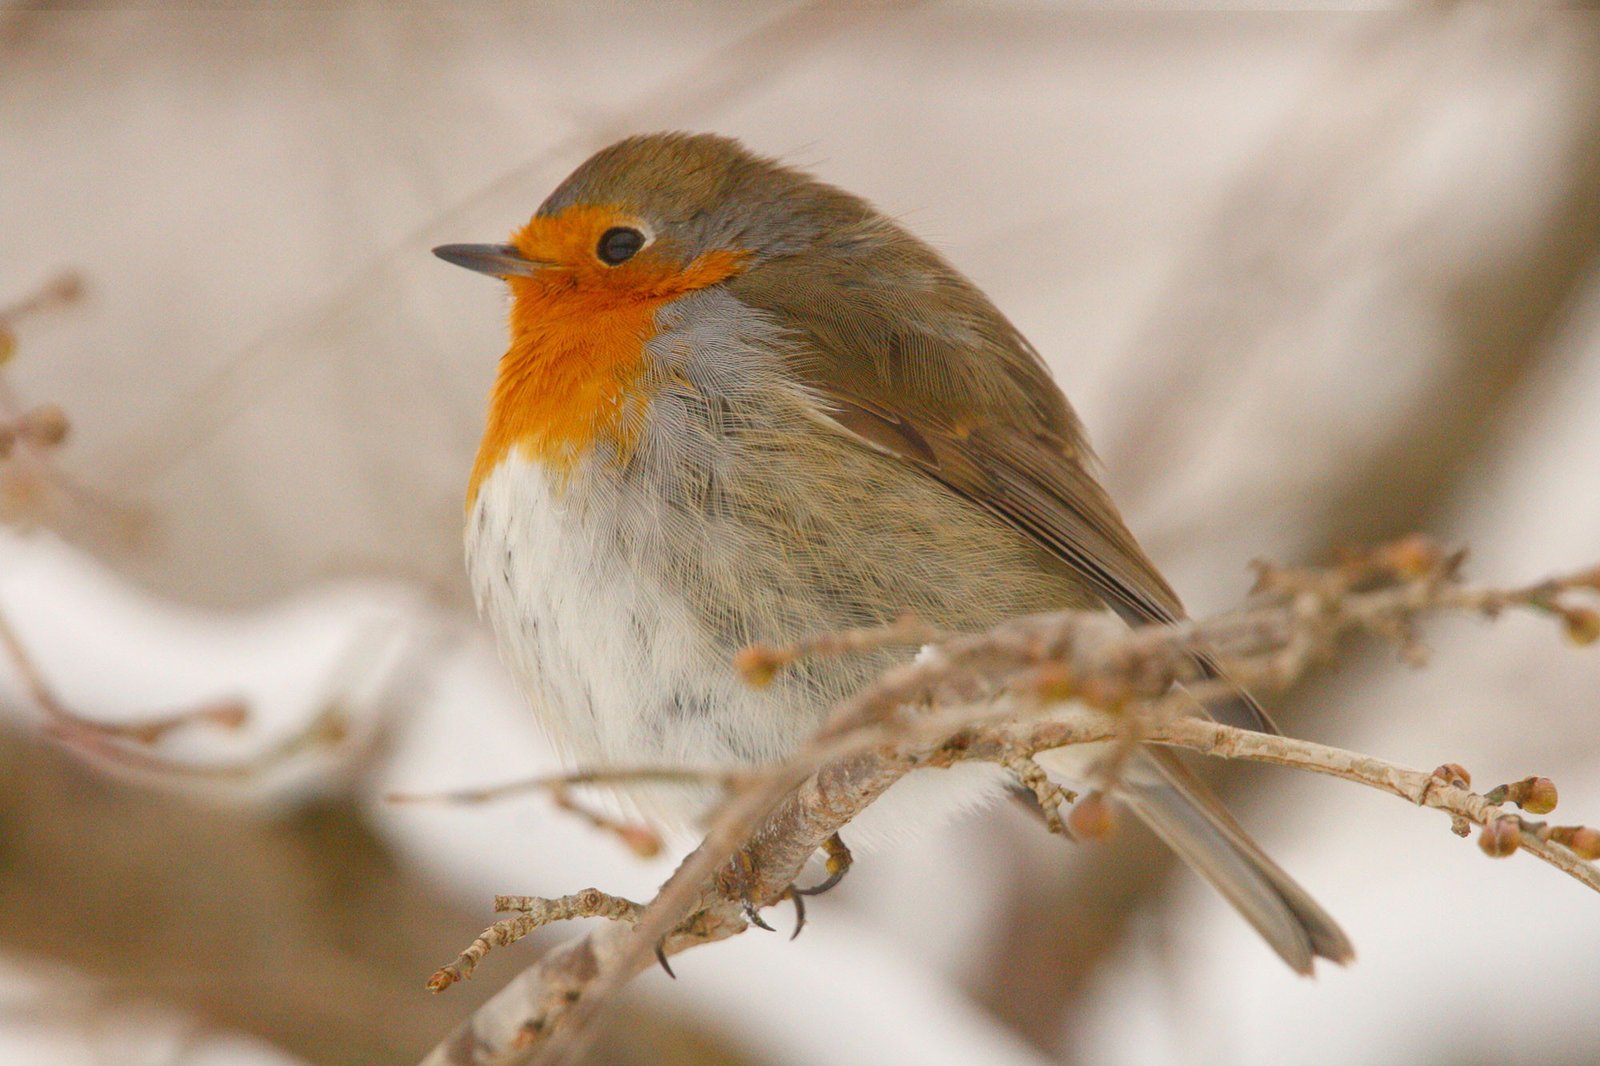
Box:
left=466, top=204, right=748, bottom=506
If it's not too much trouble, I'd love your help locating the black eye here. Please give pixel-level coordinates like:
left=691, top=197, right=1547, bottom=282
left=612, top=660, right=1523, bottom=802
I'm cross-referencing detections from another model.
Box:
left=597, top=226, right=645, bottom=265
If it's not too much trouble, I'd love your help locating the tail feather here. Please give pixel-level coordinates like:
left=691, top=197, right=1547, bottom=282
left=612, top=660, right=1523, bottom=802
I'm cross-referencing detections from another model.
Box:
left=1120, top=748, right=1353, bottom=972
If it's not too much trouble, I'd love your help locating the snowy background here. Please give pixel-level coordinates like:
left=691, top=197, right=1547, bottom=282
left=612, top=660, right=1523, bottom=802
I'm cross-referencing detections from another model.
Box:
left=2, top=3, right=1598, bottom=1064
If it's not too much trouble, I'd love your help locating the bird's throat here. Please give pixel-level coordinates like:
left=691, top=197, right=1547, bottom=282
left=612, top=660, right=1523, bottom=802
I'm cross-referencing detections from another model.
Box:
left=467, top=248, right=745, bottom=508
left=468, top=298, right=653, bottom=507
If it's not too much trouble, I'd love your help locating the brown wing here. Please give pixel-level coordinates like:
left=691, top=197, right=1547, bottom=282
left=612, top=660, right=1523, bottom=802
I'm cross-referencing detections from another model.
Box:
left=817, top=391, right=1185, bottom=627
left=728, top=223, right=1275, bottom=733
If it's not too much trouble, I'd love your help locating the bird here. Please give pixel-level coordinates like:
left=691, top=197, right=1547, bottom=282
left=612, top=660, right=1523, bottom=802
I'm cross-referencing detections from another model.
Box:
left=434, top=131, right=1353, bottom=974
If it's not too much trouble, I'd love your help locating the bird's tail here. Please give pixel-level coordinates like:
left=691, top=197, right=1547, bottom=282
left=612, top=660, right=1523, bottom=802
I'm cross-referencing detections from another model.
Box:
left=1114, top=747, right=1353, bottom=973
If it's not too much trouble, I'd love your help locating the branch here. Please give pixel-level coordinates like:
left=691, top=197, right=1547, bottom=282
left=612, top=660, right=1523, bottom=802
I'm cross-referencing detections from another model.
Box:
left=416, top=540, right=1600, bottom=1066
left=0, top=271, right=143, bottom=538
left=0, top=601, right=248, bottom=745
left=0, top=602, right=400, bottom=781
left=1150, top=719, right=1600, bottom=893
left=387, top=767, right=757, bottom=862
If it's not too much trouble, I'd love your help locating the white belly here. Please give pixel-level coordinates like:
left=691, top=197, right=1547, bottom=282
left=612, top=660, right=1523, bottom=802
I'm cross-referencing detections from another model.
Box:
left=466, top=452, right=803, bottom=773
left=464, top=450, right=1012, bottom=837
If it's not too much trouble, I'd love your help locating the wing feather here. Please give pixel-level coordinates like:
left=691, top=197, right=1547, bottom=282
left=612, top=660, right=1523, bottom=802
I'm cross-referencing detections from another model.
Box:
left=729, top=234, right=1276, bottom=733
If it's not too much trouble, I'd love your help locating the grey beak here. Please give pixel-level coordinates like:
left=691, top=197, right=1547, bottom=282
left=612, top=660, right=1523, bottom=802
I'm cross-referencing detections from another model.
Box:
left=432, top=243, right=549, bottom=278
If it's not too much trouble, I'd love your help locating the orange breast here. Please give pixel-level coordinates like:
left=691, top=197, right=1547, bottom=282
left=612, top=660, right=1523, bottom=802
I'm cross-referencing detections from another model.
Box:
left=467, top=214, right=746, bottom=508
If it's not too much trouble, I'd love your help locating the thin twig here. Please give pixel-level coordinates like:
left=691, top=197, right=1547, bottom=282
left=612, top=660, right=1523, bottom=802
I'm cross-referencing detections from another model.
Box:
left=3, top=611, right=402, bottom=781
left=735, top=613, right=947, bottom=688
left=385, top=766, right=745, bottom=806
left=386, top=766, right=754, bottom=859
left=1149, top=717, right=1600, bottom=894
left=0, top=272, right=143, bottom=538
left=0, top=604, right=248, bottom=749
left=426, top=889, right=645, bottom=993
left=0, top=271, right=83, bottom=327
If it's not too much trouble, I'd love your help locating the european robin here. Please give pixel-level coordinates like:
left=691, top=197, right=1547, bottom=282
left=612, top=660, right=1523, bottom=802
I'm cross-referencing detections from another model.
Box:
left=435, top=132, right=1352, bottom=973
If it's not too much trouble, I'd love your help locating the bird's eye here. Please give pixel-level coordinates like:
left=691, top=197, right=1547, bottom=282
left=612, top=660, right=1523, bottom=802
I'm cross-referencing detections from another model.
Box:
left=597, top=227, right=645, bottom=265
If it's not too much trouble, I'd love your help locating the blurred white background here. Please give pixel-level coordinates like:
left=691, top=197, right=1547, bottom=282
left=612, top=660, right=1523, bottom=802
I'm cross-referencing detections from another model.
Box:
left=2, top=3, right=1598, bottom=1064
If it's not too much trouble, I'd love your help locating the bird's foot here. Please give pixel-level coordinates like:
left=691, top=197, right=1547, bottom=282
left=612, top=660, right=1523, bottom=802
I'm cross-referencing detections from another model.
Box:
left=783, top=833, right=855, bottom=939
left=722, top=833, right=854, bottom=941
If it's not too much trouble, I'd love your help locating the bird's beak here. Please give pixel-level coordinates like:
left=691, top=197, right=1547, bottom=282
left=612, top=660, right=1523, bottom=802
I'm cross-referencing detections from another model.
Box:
left=432, top=243, right=550, bottom=278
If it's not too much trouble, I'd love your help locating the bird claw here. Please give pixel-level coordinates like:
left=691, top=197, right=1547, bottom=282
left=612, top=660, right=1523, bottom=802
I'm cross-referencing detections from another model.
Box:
left=784, top=834, right=851, bottom=939
left=743, top=899, right=776, bottom=932
left=724, top=833, right=853, bottom=939
left=794, top=833, right=853, bottom=897
left=787, top=886, right=807, bottom=940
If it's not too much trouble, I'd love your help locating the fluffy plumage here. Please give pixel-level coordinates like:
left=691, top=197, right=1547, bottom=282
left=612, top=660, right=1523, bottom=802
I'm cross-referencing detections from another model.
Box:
left=454, top=132, right=1352, bottom=972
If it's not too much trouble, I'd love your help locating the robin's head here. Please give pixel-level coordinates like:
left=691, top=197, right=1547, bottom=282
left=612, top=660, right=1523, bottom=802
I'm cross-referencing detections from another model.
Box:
left=434, top=132, right=871, bottom=305
left=443, top=134, right=888, bottom=502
